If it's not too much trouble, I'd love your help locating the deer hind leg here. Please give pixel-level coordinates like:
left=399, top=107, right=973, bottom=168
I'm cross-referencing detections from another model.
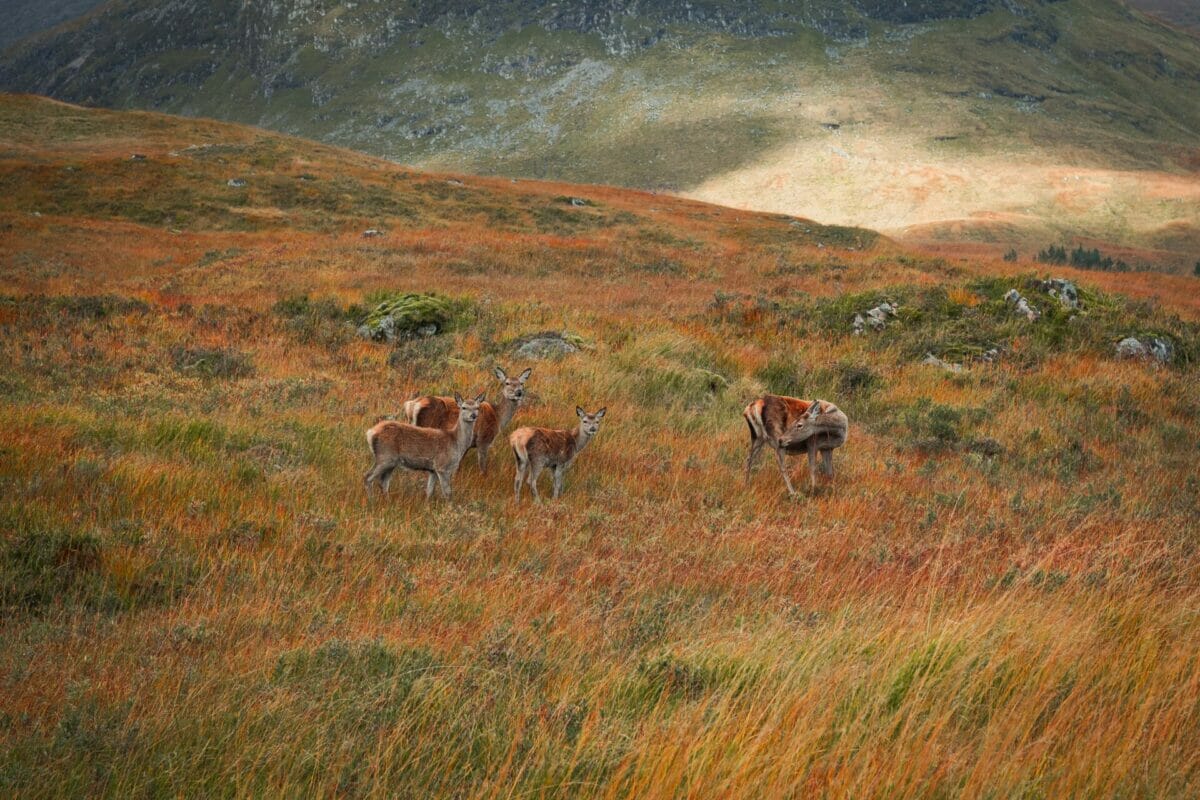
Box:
left=424, top=472, right=436, bottom=500
left=528, top=462, right=544, bottom=503
left=477, top=444, right=489, bottom=473
left=822, top=449, right=834, bottom=479
left=745, top=436, right=765, bottom=483
left=513, top=448, right=527, bottom=502
left=436, top=470, right=452, bottom=501
left=773, top=446, right=797, bottom=497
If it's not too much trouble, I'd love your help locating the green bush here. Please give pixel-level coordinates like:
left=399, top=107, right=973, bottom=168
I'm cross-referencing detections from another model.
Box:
left=359, top=292, right=471, bottom=341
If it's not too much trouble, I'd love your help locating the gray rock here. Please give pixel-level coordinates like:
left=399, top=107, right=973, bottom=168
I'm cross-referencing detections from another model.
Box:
left=362, top=228, right=384, bottom=238
left=415, top=323, right=439, bottom=338
left=1004, top=288, right=1040, bottom=321
left=1117, top=336, right=1174, bottom=363
left=513, top=333, right=580, bottom=360
left=227, top=177, right=247, bottom=188
left=129, top=153, right=146, bottom=161
left=569, top=197, right=587, bottom=207
left=922, top=353, right=964, bottom=372
left=1040, top=278, right=1079, bottom=309
left=853, top=301, right=897, bottom=334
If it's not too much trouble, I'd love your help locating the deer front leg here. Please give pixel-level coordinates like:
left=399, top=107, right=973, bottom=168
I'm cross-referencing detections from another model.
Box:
left=424, top=472, right=436, bottom=500
left=773, top=446, right=797, bottom=497
left=822, top=449, right=834, bottom=479
left=552, top=466, right=565, bottom=499
left=477, top=444, right=489, bottom=473
left=513, top=461, right=525, bottom=503
left=807, top=444, right=818, bottom=491
left=745, top=436, right=765, bottom=483
left=437, top=471, right=452, bottom=501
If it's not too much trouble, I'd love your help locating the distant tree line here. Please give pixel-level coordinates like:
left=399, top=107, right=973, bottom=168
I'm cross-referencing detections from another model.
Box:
left=1036, top=244, right=1130, bottom=272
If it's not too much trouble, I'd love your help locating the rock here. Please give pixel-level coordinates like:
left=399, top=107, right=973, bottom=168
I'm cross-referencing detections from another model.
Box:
left=853, top=302, right=898, bottom=334
left=1004, top=288, right=1040, bottom=321
left=922, top=353, right=964, bottom=373
left=512, top=332, right=580, bottom=360
left=1116, top=336, right=1174, bottom=364
left=980, top=348, right=1002, bottom=363
left=227, top=178, right=247, bottom=188
left=362, top=228, right=384, bottom=238
left=569, top=197, right=587, bottom=207
left=356, top=292, right=457, bottom=343
left=1040, top=278, right=1079, bottom=309
left=129, top=153, right=146, bottom=161
left=446, top=178, right=464, bottom=186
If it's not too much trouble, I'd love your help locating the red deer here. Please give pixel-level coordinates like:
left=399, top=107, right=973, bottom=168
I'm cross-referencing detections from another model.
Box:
left=744, top=395, right=849, bottom=495
left=365, top=392, right=485, bottom=501
left=510, top=406, right=606, bottom=503
left=402, top=367, right=531, bottom=473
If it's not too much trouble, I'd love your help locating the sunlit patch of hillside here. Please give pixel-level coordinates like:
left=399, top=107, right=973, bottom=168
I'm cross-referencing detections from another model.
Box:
left=2, top=96, right=1199, bottom=798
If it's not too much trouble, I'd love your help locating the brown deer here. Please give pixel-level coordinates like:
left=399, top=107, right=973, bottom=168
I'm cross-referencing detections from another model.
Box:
left=510, top=406, right=606, bottom=503
left=744, top=395, right=849, bottom=495
left=365, top=392, right=485, bottom=501
left=402, top=367, right=531, bottom=473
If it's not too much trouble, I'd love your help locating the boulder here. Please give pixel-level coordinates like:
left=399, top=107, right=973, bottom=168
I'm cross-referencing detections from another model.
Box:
left=1004, top=288, right=1040, bottom=321
left=1040, top=278, right=1079, bottom=309
left=853, top=301, right=898, bottom=335
left=362, top=228, right=384, bottom=238
left=512, top=332, right=581, bottom=360
left=922, top=353, right=965, bottom=373
left=1116, top=336, right=1174, bottom=364
left=227, top=178, right=247, bottom=188
left=357, top=293, right=457, bottom=343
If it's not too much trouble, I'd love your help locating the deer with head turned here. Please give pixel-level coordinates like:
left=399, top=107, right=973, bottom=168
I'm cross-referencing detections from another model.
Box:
left=510, top=406, right=606, bottom=503
left=365, top=392, right=485, bottom=501
left=402, top=366, right=531, bottom=473
left=744, top=395, right=848, bottom=495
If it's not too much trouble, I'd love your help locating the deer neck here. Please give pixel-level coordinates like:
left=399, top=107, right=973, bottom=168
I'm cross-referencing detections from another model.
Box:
left=571, top=426, right=593, bottom=461
left=494, top=394, right=520, bottom=430
left=452, top=415, right=478, bottom=457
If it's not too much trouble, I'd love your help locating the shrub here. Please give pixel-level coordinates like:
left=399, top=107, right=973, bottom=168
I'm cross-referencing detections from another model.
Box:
left=358, top=292, right=471, bottom=342
left=1002, top=248, right=1018, bottom=262
left=171, top=346, right=254, bottom=379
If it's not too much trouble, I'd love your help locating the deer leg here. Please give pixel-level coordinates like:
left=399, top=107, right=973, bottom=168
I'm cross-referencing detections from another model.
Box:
left=424, top=472, right=436, bottom=500
left=552, top=466, right=565, bottom=499
left=822, top=449, right=834, bottom=478
left=437, top=471, right=452, bottom=501
left=478, top=444, right=489, bottom=473
left=807, top=444, right=819, bottom=492
left=363, top=465, right=377, bottom=501
left=528, top=463, right=544, bottom=503
left=773, top=446, right=797, bottom=497
left=513, top=460, right=525, bottom=503
left=745, top=437, right=765, bottom=483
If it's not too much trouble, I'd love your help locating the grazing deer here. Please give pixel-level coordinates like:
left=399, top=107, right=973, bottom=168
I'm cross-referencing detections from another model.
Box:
left=744, top=395, right=849, bottom=495
left=402, top=367, right=531, bottom=473
left=510, top=406, right=606, bottom=503
left=365, top=392, right=485, bottom=501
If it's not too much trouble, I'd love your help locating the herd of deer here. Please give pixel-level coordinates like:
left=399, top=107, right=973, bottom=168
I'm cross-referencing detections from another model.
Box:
left=364, top=366, right=849, bottom=503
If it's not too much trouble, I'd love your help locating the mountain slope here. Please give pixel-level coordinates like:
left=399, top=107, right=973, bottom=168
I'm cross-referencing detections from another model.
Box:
left=0, top=0, right=107, bottom=53
left=2, top=0, right=1200, bottom=262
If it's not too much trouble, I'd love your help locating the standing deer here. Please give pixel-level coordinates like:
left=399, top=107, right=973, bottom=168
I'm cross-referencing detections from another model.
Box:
left=510, top=406, right=606, bottom=503
left=403, top=367, right=531, bottom=473
left=744, top=395, right=849, bottom=495
left=365, top=392, right=485, bottom=501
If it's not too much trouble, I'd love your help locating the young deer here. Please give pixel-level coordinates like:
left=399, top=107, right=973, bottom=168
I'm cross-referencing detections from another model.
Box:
left=510, top=406, right=606, bottom=503
left=402, top=367, right=531, bottom=473
left=744, top=395, right=849, bottom=495
left=365, top=392, right=485, bottom=501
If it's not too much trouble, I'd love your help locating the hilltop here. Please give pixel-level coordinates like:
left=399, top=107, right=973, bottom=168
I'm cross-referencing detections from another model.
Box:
left=2, top=0, right=1199, bottom=264
left=2, top=95, right=1200, bottom=797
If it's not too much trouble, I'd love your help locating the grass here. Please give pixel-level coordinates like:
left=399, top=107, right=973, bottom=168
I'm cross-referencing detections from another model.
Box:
left=1, top=96, right=1199, bottom=798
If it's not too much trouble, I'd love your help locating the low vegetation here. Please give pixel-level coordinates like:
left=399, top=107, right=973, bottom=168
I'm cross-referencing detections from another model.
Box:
left=1, top=97, right=1199, bottom=798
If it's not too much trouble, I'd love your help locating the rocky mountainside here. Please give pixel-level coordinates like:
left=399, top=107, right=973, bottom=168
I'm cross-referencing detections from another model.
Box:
left=0, top=0, right=107, bottom=53
left=2, top=0, right=1199, bottom=261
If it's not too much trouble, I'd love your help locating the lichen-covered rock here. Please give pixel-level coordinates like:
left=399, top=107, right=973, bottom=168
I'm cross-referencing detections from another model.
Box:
left=1040, top=278, right=1079, bottom=309
left=922, top=353, right=964, bottom=372
left=1004, top=288, right=1040, bottom=321
left=1116, top=336, right=1174, bottom=363
left=357, top=293, right=458, bottom=343
left=362, top=228, right=384, bottom=238
left=853, top=301, right=898, bottom=334
left=227, top=178, right=247, bottom=188
left=512, top=332, right=582, bottom=360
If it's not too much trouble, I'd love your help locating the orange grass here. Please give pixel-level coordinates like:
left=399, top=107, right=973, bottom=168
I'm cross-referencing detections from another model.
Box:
left=1, top=95, right=1199, bottom=798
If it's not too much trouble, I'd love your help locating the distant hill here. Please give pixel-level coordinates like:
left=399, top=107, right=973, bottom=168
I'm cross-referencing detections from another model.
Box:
left=1129, top=0, right=1200, bottom=34
left=0, top=0, right=107, bottom=53
left=2, top=0, right=1199, bottom=260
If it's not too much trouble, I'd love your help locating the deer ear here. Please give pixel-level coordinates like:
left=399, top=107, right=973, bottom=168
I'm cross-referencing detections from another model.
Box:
left=576, top=406, right=585, bottom=418
left=594, top=407, right=606, bottom=419
left=454, top=392, right=464, bottom=406
left=475, top=392, right=487, bottom=405
left=494, top=366, right=507, bottom=382
left=518, top=367, right=532, bottom=383
left=809, top=401, right=823, bottom=417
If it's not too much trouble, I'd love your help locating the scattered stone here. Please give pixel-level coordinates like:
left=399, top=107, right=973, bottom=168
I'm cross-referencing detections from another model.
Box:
left=1039, top=278, right=1079, bottom=309
left=922, top=353, right=965, bottom=373
left=1116, top=336, right=1174, bottom=364
left=853, top=302, right=898, bottom=335
left=980, top=347, right=1002, bottom=363
left=129, top=153, right=147, bottom=161
left=447, top=178, right=464, bottom=186
left=227, top=178, right=247, bottom=188
left=362, top=229, right=384, bottom=238
left=1004, top=288, right=1040, bottom=321
left=569, top=197, right=587, bottom=207
left=512, top=332, right=581, bottom=360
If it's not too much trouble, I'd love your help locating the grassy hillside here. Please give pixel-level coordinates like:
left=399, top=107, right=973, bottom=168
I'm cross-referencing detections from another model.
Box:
left=2, top=95, right=1200, bottom=797
left=2, top=0, right=1199, bottom=261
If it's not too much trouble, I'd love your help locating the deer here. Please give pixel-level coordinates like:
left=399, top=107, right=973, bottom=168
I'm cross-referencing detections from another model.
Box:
left=365, top=392, right=485, bottom=501
left=402, top=367, right=531, bottom=473
left=510, top=406, right=606, bottom=503
left=743, top=395, right=849, bottom=495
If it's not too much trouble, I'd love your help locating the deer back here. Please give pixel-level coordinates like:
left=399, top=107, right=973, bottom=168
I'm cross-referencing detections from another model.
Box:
left=413, top=395, right=498, bottom=448
left=746, top=394, right=817, bottom=443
